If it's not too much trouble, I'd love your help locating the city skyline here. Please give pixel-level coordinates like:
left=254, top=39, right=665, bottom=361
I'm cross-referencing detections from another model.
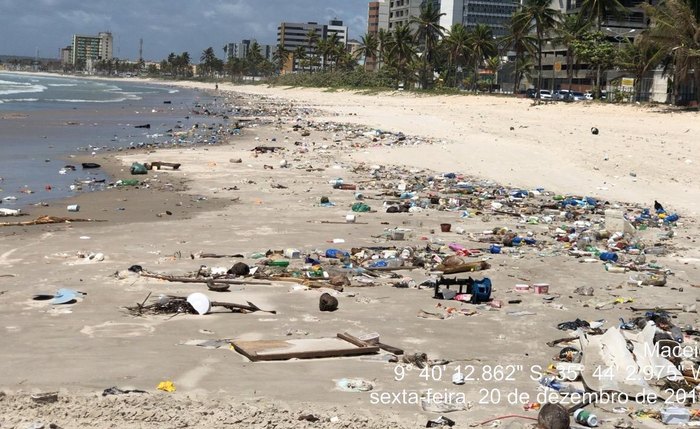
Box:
left=0, top=0, right=367, bottom=61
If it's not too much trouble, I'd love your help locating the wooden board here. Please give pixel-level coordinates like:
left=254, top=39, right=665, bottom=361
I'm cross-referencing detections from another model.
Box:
left=231, top=336, right=379, bottom=362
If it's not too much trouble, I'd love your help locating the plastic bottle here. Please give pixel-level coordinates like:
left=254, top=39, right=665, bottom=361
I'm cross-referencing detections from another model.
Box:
left=268, top=260, right=289, bottom=267
left=599, top=252, right=618, bottom=262
left=370, top=260, right=388, bottom=268
left=574, top=409, right=599, bottom=427
left=605, top=264, right=627, bottom=273
left=670, top=326, right=684, bottom=343
left=325, top=249, right=349, bottom=259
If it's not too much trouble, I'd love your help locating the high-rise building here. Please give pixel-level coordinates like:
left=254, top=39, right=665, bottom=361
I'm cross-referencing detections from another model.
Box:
left=327, top=19, right=349, bottom=46
left=368, top=0, right=390, bottom=36
left=226, top=40, right=274, bottom=61
left=59, top=46, right=72, bottom=64
left=367, top=1, right=390, bottom=70
left=439, top=0, right=518, bottom=37
left=277, top=20, right=348, bottom=72
left=70, top=32, right=113, bottom=65
left=388, top=0, right=423, bottom=30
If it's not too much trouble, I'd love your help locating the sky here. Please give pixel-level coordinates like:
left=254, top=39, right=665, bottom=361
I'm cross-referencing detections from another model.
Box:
left=0, top=0, right=369, bottom=61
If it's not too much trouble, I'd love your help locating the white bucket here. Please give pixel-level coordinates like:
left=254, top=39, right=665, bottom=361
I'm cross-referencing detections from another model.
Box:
left=67, top=204, right=80, bottom=212
left=345, top=214, right=356, bottom=223
left=284, top=248, right=301, bottom=259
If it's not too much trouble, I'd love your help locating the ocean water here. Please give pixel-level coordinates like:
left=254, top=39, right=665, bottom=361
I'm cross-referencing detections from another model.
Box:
left=0, top=72, right=216, bottom=210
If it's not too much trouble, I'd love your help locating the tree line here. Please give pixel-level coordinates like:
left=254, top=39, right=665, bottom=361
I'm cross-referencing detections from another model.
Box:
left=352, top=0, right=699, bottom=104
left=141, top=0, right=698, bottom=105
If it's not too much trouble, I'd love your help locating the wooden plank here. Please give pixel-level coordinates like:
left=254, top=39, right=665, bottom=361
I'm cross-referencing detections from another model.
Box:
left=337, top=332, right=370, bottom=348
left=232, top=337, right=379, bottom=362
left=338, top=332, right=404, bottom=355
left=377, top=342, right=404, bottom=355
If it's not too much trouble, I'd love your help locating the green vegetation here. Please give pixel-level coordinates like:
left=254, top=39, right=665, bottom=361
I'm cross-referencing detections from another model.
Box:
left=271, top=69, right=394, bottom=89
left=136, top=0, right=700, bottom=105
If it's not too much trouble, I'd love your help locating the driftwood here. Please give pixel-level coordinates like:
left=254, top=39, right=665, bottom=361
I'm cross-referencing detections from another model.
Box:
left=139, top=270, right=271, bottom=286
left=436, top=260, right=491, bottom=275
left=190, top=253, right=245, bottom=259
left=338, top=332, right=404, bottom=355
left=162, top=295, right=276, bottom=314
left=629, top=306, right=683, bottom=312
left=126, top=293, right=276, bottom=315
left=365, top=265, right=417, bottom=272
left=308, top=220, right=370, bottom=225
left=546, top=337, right=579, bottom=347
left=0, top=215, right=106, bottom=227
left=492, top=210, right=525, bottom=218
left=145, top=161, right=181, bottom=170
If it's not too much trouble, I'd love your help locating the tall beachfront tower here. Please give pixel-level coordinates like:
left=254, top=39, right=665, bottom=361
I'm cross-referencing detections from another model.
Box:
left=388, top=0, right=423, bottom=30
left=277, top=20, right=348, bottom=72
left=367, top=0, right=390, bottom=70
left=70, top=32, right=113, bottom=65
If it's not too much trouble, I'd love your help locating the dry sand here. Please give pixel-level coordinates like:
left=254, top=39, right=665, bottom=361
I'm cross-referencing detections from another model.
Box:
left=1, top=79, right=698, bottom=428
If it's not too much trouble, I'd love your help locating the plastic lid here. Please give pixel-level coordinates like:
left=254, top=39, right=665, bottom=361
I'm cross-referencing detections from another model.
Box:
left=187, top=292, right=211, bottom=315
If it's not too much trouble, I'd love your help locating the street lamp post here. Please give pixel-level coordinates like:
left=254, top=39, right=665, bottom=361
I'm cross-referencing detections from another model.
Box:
left=605, top=27, right=636, bottom=49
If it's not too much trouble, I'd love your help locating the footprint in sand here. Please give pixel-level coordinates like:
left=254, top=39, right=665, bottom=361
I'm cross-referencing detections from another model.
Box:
left=0, top=249, right=22, bottom=267
left=175, top=358, right=219, bottom=390
left=81, top=321, right=156, bottom=338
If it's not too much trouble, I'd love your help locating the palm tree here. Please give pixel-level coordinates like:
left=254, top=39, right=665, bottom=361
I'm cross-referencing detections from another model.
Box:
left=615, top=35, right=665, bottom=101
left=486, top=55, right=502, bottom=91
left=293, top=45, right=307, bottom=73
left=180, top=52, right=191, bottom=77
left=357, top=32, right=379, bottom=71
left=167, top=52, right=177, bottom=76
left=642, top=0, right=700, bottom=105
left=386, top=23, right=417, bottom=86
left=272, top=45, right=290, bottom=74
left=377, top=28, right=391, bottom=71
left=501, top=10, right=537, bottom=94
left=517, top=55, right=535, bottom=86
left=323, top=33, right=342, bottom=71
left=411, top=1, right=446, bottom=89
left=247, top=41, right=264, bottom=76
left=200, top=47, right=217, bottom=77
left=553, top=14, right=590, bottom=92
left=444, top=23, right=472, bottom=88
left=467, top=24, right=498, bottom=91
left=579, top=0, right=626, bottom=30
left=306, top=28, right=320, bottom=73
left=579, top=0, right=626, bottom=96
left=517, top=0, right=562, bottom=97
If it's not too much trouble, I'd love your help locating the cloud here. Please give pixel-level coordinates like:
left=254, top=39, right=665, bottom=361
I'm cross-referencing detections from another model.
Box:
left=0, top=0, right=369, bottom=61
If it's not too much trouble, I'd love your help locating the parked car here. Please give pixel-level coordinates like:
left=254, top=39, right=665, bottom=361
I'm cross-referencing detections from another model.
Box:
left=539, top=90, right=552, bottom=100
left=525, top=88, right=537, bottom=98
left=569, top=91, right=586, bottom=101
left=554, top=89, right=570, bottom=100
left=584, top=90, right=608, bottom=100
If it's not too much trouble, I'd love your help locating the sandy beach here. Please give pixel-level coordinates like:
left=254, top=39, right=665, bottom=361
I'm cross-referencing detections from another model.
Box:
left=1, top=79, right=698, bottom=428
